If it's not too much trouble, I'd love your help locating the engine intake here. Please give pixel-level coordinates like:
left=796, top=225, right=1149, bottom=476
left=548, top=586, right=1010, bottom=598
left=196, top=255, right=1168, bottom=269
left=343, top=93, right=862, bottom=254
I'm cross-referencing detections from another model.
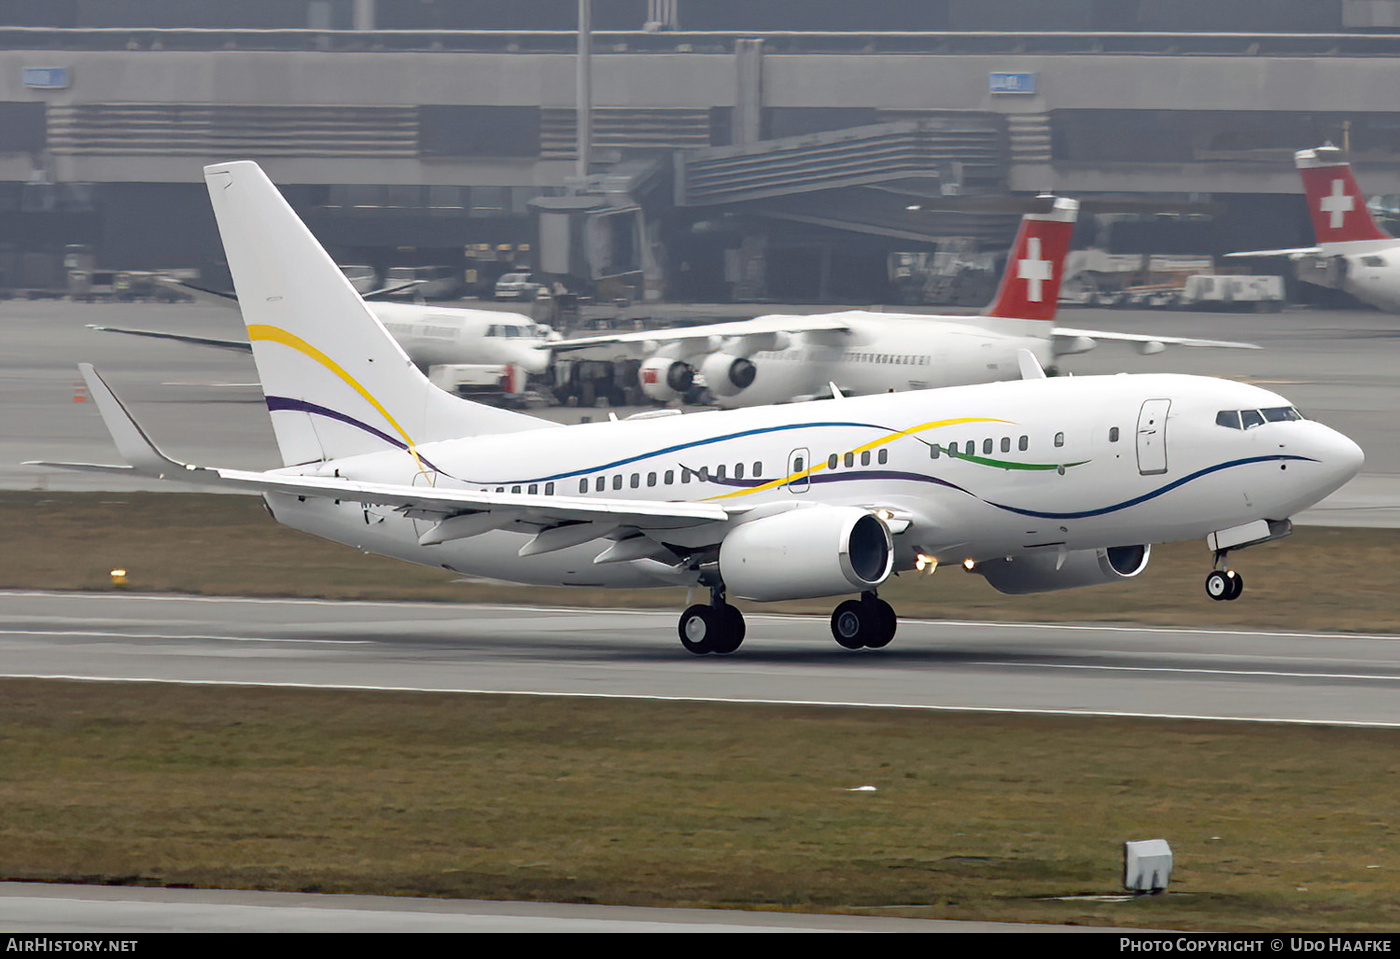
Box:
left=975, top=545, right=1150, bottom=595
left=638, top=356, right=695, bottom=402
left=719, top=507, right=893, bottom=602
left=699, top=352, right=757, bottom=396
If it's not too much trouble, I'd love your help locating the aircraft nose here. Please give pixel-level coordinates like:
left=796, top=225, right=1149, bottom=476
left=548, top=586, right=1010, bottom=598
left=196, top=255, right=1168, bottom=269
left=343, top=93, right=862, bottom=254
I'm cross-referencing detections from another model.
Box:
left=1312, top=425, right=1365, bottom=488
left=503, top=341, right=551, bottom=374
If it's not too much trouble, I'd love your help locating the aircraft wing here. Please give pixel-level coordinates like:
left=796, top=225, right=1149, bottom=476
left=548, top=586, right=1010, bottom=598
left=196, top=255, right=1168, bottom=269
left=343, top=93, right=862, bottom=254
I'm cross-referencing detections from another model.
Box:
left=28, top=364, right=739, bottom=539
left=1222, top=246, right=1322, bottom=259
left=87, top=324, right=252, bottom=353
left=1052, top=327, right=1261, bottom=352
left=549, top=313, right=856, bottom=353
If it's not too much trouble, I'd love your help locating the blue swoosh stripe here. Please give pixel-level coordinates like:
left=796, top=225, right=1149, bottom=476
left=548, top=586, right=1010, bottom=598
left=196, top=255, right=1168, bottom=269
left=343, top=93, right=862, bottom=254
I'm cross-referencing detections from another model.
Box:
left=489, top=420, right=902, bottom=485
left=986, top=454, right=1316, bottom=520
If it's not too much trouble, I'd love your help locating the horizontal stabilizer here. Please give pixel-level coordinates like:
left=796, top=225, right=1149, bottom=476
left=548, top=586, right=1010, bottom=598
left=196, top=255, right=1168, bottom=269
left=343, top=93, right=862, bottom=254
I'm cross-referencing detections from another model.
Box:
left=88, top=324, right=253, bottom=353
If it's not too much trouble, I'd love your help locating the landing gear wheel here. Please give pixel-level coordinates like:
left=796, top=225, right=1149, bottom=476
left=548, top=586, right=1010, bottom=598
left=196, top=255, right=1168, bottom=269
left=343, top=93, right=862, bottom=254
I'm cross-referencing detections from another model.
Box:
left=1205, top=569, right=1244, bottom=602
left=831, top=600, right=867, bottom=649
left=865, top=598, right=897, bottom=649
left=678, top=602, right=746, bottom=655
left=679, top=604, right=717, bottom=654
left=830, top=595, right=898, bottom=650
left=710, top=603, right=746, bottom=654
left=1224, top=570, right=1244, bottom=601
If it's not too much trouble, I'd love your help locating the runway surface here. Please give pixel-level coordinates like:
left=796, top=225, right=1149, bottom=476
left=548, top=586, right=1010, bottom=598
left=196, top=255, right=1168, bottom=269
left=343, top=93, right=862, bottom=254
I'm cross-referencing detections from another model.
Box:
left=6, top=591, right=1399, bottom=727
left=2, top=882, right=1010, bottom=933
left=5, top=300, right=1399, bottom=523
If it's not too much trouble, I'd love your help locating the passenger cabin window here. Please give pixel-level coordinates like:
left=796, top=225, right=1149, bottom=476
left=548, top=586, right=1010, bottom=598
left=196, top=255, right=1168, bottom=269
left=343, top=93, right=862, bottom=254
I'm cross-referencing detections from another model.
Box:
left=1018, top=436, right=1028, bottom=451
left=1109, top=427, right=1120, bottom=443
left=1001, top=437, right=1011, bottom=453
left=1054, top=432, right=1065, bottom=448
left=878, top=449, right=888, bottom=465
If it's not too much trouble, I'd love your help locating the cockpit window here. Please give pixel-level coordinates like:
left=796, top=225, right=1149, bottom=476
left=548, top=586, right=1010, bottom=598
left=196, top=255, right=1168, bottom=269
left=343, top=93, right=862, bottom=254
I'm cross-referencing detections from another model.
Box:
left=1362, top=255, right=1387, bottom=267
left=1217, top=407, right=1304, bottom=430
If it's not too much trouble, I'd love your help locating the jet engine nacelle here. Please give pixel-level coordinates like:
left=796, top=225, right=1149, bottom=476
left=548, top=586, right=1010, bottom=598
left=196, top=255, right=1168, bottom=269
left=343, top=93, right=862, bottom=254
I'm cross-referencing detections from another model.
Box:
left=719, top=507, right=893, bottom=602
left=975, top=545, right=1150, bottom=595
left=637, top=356, right=696, bottom=402
left=699, top=352, right=757, bottom=397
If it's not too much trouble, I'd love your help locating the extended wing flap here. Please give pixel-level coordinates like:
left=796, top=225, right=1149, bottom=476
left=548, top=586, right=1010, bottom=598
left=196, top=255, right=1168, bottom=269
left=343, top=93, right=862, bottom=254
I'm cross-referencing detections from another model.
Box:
left=1223, top=247, right=1321, bottom=259
left=1054, top=328, right=1261, bottom=351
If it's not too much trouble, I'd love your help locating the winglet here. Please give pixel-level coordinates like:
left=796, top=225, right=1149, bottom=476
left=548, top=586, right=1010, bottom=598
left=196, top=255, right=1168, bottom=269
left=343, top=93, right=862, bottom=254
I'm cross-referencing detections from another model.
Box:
left=77, top=364, right=190, bottom=478
left=1016, top=349, right=1047, bottom=380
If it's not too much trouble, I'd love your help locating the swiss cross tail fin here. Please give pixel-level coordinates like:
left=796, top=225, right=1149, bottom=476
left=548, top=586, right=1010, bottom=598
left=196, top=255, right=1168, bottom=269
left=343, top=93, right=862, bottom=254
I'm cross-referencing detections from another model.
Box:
left=982, top=196, right=1078, bottom=322
left=1296, top=145, right=1390, bottom=245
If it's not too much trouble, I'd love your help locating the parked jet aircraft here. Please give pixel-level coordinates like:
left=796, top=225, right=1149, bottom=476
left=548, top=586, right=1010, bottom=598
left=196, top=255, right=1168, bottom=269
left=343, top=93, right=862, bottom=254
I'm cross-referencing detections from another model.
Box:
left=1228, top=145, right=1400, bottom=312
left=88, top=275, right=555, bottom=394
left=31, top=162, right=1363, bottom=655
left=553, top=197, right=1257, bottom=409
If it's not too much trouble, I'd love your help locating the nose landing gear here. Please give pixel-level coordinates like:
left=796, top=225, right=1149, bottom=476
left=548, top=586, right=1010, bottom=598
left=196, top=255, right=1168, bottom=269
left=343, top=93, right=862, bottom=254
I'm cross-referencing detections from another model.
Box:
left=1204, top=553, right=1244, bottom=602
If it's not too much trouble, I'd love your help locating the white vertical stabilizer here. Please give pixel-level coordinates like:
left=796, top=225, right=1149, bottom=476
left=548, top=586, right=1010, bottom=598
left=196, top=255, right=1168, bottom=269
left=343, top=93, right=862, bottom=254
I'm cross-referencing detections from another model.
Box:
left=203, top=161, right=548, bottom=468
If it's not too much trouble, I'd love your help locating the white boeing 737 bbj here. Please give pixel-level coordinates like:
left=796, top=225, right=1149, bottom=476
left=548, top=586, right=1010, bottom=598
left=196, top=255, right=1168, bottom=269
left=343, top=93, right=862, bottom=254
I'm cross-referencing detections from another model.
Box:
left=555, top=197, right=1256, bottom=409
left=1228, top=145, right=1400, bottom=313
left=31, top=162, right=1364, bottom=655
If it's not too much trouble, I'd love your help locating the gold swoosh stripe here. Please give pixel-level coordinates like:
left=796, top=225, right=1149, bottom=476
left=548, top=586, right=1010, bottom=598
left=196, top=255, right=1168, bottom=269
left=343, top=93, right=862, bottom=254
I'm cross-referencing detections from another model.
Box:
left=707, top=417, right=1010, bottom=501
left=247, top=324, right=420, bottom=455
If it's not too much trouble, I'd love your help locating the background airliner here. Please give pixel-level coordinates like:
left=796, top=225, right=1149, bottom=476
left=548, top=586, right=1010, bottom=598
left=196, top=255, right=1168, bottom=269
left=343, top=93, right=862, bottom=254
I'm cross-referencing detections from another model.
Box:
left=1229, top=145, right=1400, bottom=313
left=88, top=282, right=555, bottom=396
left=555, top=197, right=1257, bottom=408
left=31, top=162, right=1362, bottom=656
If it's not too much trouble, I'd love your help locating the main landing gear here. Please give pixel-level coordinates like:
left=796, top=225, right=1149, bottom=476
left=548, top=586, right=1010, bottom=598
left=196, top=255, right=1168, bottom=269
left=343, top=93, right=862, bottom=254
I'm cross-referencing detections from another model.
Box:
left=678, top=586, right=746, bottom=655
left=830, top=591, right=897, bottom=650
left=676, top=588, right=900, bottom=654
left=1204, top=552, right=1244, bottom=602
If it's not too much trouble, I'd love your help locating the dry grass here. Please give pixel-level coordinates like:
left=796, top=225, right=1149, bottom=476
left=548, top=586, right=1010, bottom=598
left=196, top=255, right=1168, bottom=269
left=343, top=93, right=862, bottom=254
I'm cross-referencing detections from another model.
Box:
left=0, top=680, right=1397, bottom=930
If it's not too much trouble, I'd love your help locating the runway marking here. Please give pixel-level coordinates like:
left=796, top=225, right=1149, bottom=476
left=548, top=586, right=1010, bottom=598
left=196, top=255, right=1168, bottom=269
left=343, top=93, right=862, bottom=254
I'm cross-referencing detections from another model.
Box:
left=0, top=629, right=371, bottom=646
left=3, top=673, right=1399, bottom=729
left=975, top=661, right=1400, bottom=682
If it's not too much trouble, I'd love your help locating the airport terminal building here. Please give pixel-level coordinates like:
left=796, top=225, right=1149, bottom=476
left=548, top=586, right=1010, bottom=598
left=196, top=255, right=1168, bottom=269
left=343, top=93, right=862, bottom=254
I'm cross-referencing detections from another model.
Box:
left=5, top=0, right=1400, bottom=303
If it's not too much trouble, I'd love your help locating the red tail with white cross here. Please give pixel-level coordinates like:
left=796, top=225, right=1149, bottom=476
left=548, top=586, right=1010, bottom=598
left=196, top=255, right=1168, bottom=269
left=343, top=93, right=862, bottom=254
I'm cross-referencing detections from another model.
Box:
left=1296, top=146, right=1389, bottom=245
left=983, top=196, right=1078, bottom=322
